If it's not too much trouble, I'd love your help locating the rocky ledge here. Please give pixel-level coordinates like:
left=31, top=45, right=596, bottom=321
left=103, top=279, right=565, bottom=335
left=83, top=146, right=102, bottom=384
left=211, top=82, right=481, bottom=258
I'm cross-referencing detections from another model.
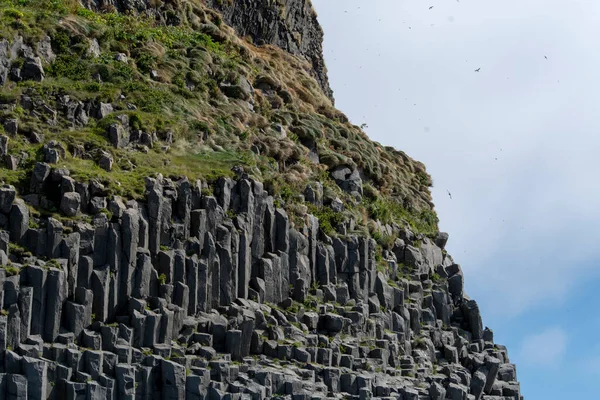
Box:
left=0, top=165, right=522, bottom=399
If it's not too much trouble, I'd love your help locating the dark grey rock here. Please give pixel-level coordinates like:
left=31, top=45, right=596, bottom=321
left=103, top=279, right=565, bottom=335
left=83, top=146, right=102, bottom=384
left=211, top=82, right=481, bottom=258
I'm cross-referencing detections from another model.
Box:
left=219, top=78, right=253, bottom=100
left=4, top=154, right=18, bottom=171
left=43, top=268, right=66, bottom=342
left=0, top=184, right=16, bottom=214
left=95, top=103, right=113, bottom=119
left=446, top=382, right=467, bottom=400
left=115, top=363, right=136, bottom=398
left=30, top=162, right=51, bottom=193
left=463, top=299, right=484, bottom=340
left=429, top=382, right=446, bottom=400
left=330, top=166, right=363, bottom=199
left=89, top=196, right=107, bottom=214
left=60, top=192, right=81, bottom=217
left=23, top=356, right=47, bottom=400
left=7, top=373, right=28, bottom=399
left=3, top=118, right=17, bottom=135
left=9, top=199, right=28, bottom=243
left=162, top=358, right=186, bottom=399
left=21, top=56, right=44, bottom=81
left=109, top=123, right=129, bottom=148
left=304, top=182, right=323, bottom=207
left=18, top=286, right=33, bottom=341
left=205, top=0, right=332, bottom=98
left=0, top=135, right=7, bottom=156
left=98, top=151, right=113, bottom=171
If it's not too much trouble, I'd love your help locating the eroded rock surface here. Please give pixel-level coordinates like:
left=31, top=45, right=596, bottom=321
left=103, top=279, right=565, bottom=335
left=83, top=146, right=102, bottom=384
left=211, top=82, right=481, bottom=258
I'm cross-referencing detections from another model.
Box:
left=0, top=171, right=522, bottom=399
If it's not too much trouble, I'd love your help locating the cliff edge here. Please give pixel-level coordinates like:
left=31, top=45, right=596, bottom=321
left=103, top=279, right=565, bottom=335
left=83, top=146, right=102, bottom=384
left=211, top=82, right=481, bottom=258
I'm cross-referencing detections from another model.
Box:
left=0, top=0, right=522, bottom=399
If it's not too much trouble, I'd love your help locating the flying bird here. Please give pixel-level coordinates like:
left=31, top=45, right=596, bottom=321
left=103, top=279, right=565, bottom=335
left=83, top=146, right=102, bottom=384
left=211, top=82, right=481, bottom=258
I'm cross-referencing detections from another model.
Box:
left=544, top=56, right=548, bottom=59
left=474, top=68, right=481, bottom=72
left=447, top=190, right=452, bottom=199
left=429, top=6, right=434, bottom=9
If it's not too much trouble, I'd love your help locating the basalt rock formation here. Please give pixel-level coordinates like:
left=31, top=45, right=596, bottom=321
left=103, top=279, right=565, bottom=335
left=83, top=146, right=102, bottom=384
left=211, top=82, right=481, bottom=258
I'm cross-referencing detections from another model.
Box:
left=205, top=0, right=333, bottom=100
left=0, top=0, right=522, bottom=399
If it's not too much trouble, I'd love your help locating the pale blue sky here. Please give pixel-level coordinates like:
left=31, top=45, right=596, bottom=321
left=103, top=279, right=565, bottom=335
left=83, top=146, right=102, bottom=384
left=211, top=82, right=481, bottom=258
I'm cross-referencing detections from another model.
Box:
left=312, top=1, right=600, bottom=398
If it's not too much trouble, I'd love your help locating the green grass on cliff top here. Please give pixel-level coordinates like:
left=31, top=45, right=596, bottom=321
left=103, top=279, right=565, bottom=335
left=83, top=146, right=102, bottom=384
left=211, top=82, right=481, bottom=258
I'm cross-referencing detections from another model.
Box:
left=0, top=0, right=438, bottom=237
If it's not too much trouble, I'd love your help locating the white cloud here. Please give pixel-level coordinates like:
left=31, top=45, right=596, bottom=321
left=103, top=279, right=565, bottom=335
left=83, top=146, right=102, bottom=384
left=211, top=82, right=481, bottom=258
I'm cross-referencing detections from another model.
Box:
left=313, top=0, right=600, bottom=317
left=520, top=328, right=567, bottom=366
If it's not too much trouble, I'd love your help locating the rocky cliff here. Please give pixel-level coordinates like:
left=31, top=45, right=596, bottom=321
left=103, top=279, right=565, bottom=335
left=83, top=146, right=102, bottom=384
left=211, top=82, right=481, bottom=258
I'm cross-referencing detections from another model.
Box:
left=0, top=0, right=522, bottom=399
left=205, top=0, right=333, bottom=101
left=80, top=0, right=333, bottom=100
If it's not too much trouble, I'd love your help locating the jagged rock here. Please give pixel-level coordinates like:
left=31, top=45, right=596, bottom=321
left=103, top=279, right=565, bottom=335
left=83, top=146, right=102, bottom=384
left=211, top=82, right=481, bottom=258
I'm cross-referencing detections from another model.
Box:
left=87, top=38, right=101, bottom=57
left=429, top=382, right=446, bottom=400
left=9, top=199, right=28, bottom=243
left=30, top=162, right=51, bottom=193
left=0, top=184, right=16, bottom=214
left=304, top=182, right=323, bottom=207
left=98, top=151, right=113, bottom=171
left=23, top=356, right=48, bottom=400
left=435, top=231, right=450, bottom=249
left=331, top=197, right=343, bottom=212
left=3, top=118, right=17, bottom=135
left=162, top=358, right=186, bottom=399
left=60, top=192, right=81, bottom=217
left=42, top=142, right=66, bottom=165
left=219, top=77, right=253, bottom=101
left=43, top=268, right=66, bottom=342
left=36, top=35, right=55, bottom=63
left=115, top=364, right=136, bottom=398
left=330, top=166, right=363, bottom=199
left=109, top=123, right=129, bottom=148
left=4, top=154, right=18, bottom=170
left=0, top=5, right=523, bottom=398
left=115, top=53, right=128, bottom=63
left=95, top=102, right=113, bottom=119
left=206, top=0, right=332, bottom=98
left=0, top=39, right=9, bottom=86
left=21, top=56, right=45, bottom=81
left=462, top=299, right=484, bottom=340
left=29, top=131, right=44, bottom=143
left=0, top=135, right=7, bottom=156
left=7, top=373, right=28, bottom=398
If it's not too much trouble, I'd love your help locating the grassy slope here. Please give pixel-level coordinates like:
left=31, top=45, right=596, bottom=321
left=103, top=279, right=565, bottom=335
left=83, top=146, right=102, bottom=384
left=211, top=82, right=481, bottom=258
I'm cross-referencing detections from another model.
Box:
left=0, top=0, right=438, bottom=243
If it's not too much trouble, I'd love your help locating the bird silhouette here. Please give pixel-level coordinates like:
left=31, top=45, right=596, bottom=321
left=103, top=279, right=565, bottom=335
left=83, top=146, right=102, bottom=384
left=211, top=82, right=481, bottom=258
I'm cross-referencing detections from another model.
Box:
left=544, top=56, right=548, bottom=59
left=474, top=68, right=481, bottom=72
left=429, top=6, right=434, bottom=9
left=447, top=190, right=452, bottom=199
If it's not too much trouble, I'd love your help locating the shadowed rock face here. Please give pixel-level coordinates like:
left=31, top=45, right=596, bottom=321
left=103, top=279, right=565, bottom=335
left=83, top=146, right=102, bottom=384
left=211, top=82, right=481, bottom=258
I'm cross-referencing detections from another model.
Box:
left=205, top=0, right=333, bottom=101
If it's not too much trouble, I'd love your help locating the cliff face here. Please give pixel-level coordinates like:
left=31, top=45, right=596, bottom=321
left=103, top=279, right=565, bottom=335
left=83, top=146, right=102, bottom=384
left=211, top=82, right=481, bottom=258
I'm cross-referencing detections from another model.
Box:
left=80, top=0, right=333, bottom=100
left=0, top=0, right=522, bottom=399
left=205, top=0, right=333, bottom=101
left=0, top=174, right=521, bottom=400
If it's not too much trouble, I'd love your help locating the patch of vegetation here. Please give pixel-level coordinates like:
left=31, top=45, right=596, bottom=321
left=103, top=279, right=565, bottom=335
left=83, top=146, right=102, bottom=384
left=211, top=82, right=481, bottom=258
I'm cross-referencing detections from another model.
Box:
left=3, top=265, right=20, bottom=276
left=308, top=204, right=344, bottom=236
left=365, top=196, right=438, bottom=237
left=158, top=273, right=167, bottom=285
left=372, top=231, right=397, bottom=250
left=0, top=0, right=439, bottom=248
left=8, top=242, right=31, bottom=258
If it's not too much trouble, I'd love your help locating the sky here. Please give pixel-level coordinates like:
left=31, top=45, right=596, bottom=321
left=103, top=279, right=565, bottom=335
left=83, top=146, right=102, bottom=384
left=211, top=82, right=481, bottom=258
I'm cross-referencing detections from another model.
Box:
left=311, top=1, right=600, bottom=398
